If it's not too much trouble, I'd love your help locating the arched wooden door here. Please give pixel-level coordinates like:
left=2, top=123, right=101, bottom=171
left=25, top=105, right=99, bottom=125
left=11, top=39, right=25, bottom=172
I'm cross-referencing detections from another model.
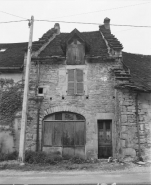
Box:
left=43, top=112, right=86, bottom=158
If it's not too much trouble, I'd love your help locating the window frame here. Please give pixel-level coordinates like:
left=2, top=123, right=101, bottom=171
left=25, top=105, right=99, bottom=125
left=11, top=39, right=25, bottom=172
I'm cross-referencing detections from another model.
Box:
left=66, top=65, right=86, bottom=96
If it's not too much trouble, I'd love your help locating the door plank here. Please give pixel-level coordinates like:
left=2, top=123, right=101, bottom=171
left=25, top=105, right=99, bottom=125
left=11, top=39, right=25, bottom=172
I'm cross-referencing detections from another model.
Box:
left=43, top=121, right=53, bottom=146
left=75, top=121, right=85, bottom=146
left=53, top=122, right=62, bottom=146
left=63, top=122, right=74, bottom=146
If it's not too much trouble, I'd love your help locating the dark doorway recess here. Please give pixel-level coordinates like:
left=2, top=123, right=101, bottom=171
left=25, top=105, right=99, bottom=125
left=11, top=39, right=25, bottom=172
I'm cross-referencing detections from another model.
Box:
left=98, top=120, right=112, bottom=159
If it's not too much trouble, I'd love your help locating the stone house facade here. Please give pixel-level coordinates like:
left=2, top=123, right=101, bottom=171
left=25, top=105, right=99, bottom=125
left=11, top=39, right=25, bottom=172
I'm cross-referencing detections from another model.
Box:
left=0, top=18, right=151, bottom=161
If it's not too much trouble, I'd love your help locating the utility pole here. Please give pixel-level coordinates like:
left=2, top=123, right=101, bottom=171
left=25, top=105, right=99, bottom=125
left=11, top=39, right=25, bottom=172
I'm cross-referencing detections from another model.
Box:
left=19, top=16, right=34, bottom=164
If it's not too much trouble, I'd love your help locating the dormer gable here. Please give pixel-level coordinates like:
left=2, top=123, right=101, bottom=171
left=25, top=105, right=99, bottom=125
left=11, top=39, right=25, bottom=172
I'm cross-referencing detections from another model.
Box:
left=61, top=29, right=90, bottom=65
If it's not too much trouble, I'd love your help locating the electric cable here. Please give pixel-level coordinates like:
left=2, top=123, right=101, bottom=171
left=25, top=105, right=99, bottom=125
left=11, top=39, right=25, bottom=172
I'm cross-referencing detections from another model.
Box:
left=35, top=19, right=151, bottom=28
left=50, top=1, right=151, bottom=19
left=0, top=19, right=151, bottom=28
left=0, top=10, right=28, bottom=20
left=0, top=20, right=28, bottom=24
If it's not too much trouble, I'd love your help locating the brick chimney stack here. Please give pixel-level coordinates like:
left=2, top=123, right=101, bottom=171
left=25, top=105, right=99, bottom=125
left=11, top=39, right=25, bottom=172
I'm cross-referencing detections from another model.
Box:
left=104, top=17, right=110, bottom=30
left=54, top=23, right=60, bottom=34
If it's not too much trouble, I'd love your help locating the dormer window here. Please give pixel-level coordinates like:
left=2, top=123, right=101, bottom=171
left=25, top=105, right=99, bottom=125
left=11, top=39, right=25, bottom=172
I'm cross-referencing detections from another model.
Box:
left=66, top=38, right=85, bottom=65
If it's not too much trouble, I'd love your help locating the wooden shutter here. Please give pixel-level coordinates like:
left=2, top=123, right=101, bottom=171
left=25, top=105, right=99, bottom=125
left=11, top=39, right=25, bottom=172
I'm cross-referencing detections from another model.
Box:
left=76, top=44, right=85, bottom=64
left=66, top=45, right=76, bottom=65
left=76, top=69, right=84, bottom=94
left=43, top=122, right=53, bottom=146
left=68, top=69, right=75, bottom=95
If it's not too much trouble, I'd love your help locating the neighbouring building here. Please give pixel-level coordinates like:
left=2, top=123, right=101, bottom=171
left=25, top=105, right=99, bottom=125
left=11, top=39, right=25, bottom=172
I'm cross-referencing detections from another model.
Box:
left=0, top=18, right=151, bottom=161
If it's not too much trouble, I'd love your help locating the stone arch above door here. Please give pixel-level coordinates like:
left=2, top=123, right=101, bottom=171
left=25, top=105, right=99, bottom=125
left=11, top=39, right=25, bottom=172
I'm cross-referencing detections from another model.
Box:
left=40, top=105, right=87, bottom=122
left=44, top=111, right=85, bottom=121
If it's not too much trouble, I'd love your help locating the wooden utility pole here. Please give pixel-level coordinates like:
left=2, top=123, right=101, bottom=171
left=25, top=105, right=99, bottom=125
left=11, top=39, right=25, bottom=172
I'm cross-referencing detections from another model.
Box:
left=19, top=16, right=34, bottom=163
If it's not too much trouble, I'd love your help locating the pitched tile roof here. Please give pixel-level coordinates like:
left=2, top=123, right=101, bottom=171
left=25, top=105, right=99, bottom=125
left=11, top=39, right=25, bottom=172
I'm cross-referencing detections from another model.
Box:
left=123, top=52, right=151, bottom=90
left=0, top=42, right=27, bottom=70
left=99, top=25, right=123, bottom=50
left=0, top=27, right=150, bottom=92
left=39, top=30, right=108, bottom=58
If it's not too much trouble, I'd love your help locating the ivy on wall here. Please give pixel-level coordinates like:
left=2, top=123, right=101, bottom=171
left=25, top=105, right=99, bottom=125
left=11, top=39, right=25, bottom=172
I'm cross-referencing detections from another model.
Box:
left=0, top=78, right=23, bottom=126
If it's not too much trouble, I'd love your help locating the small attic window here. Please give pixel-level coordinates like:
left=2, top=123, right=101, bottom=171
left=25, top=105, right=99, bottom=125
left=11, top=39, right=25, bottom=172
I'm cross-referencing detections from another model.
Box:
left=38, top=87, right=44, bottom=95
left=0, top=48, right=6, bottom=52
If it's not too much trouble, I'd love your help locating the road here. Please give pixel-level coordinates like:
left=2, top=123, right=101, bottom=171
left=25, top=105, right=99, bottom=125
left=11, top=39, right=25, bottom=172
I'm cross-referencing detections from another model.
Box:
left=0, top=171, right=151, bottom=184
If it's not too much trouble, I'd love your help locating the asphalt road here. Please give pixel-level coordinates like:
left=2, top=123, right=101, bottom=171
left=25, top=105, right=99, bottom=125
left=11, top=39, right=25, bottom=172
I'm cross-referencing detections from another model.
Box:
left=0, top=171, right=151, bottom=184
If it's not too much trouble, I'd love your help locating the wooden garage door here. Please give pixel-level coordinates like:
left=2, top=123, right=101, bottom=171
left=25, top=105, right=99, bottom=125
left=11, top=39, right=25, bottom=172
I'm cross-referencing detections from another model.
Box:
left=43, top=112, right=85, bottom=158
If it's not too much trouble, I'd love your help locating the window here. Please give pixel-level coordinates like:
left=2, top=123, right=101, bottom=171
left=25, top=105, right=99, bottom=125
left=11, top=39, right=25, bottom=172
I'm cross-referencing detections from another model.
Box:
left=38, top=87, right=43, bottom=96
left=67, top=69, right=84, bottom=95
left=66, top=39, right=85, bottom=65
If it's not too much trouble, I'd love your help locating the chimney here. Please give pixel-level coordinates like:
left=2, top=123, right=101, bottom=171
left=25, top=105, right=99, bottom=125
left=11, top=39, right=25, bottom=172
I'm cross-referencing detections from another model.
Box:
left=104, top=17, right=110, bottom=30
left=54, top=23, right=60, bottom=34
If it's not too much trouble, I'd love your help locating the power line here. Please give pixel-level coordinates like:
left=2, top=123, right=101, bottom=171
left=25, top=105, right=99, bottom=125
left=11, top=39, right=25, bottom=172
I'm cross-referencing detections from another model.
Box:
left=35, top=19, right=151, bottom=28
left=114, top=28, right=137, bottom=34
left=0, top=19, right=151, bottom=28
left=111, top=24, right=151, bottom=28
left=50, top=1, right=151, bottom=20
left=0, top=20, right=28, bottom=24
left=0, top=10, right=28, bottom=20
left=0, top=1, right=150, bottom=23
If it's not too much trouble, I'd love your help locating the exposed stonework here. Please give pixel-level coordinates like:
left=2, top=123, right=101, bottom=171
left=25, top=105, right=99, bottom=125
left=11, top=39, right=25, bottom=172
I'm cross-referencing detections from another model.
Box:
left=115, top=89, right=151, bottom=161
left=26, top=59, right=119, bottom=159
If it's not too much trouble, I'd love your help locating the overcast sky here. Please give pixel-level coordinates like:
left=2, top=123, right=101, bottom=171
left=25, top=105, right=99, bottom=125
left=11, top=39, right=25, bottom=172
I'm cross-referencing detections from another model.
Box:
left=0, top=0, right=151, bottom=55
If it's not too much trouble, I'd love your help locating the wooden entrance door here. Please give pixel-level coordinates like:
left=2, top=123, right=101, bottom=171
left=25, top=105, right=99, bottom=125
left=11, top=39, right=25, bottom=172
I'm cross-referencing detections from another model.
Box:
left=98, top=120, right=112, bottom=158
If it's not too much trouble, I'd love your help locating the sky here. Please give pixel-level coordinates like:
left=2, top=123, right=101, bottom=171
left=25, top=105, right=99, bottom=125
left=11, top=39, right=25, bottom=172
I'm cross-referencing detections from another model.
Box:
left=0, top=0, right=151, bottom=55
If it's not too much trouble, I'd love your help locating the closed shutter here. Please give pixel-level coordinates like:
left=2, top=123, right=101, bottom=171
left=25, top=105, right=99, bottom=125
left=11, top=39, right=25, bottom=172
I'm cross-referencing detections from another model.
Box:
left=76, top=44, right=85, bottom=64
left=76, top=69, right=84, bottom=94
left=66, top=45, right=76, bottom=65
left=68, top=69, right=75, bottom=95
left=68, top=69, right=84, bottom=95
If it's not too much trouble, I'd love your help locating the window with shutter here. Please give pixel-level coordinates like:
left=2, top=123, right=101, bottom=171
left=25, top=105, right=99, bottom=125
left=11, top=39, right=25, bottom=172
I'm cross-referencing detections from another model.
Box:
left=68, top=69, right=75, bottom=95
left=76, top=69, right=84, bottom=94
left=66, top=39, right=85, bottom=65
left=67, top=69, right=84, bottom=95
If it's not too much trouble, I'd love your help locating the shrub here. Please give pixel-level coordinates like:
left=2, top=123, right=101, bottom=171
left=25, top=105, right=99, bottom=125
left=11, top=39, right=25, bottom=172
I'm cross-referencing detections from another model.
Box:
left=0, top=151, right=18, bottom=162
left=70, top=156, right=86, bottom=164
left=25, top=150, right=63, bottom=164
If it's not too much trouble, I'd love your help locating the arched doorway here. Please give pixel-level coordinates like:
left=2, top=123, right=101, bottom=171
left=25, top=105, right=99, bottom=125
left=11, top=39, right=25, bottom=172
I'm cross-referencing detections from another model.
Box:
left=42, top=112, right=85, bottom=158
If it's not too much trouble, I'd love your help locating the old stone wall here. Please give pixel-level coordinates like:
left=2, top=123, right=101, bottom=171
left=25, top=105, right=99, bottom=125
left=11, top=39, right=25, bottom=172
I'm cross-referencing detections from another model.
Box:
left=138, top=93, right=151, bottom=161
left=0, top=111, right=21, bottom=153
left=117, top=89, right=151, bottom=161
left=26, top=59, right=119, bottom=158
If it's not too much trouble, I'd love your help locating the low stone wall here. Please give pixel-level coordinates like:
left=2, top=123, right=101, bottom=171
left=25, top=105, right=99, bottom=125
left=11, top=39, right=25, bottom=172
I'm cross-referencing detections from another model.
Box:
left=117, top=89, right=151, bottom=161
left=0, top=125, right=14, bottom=153
left=0, top=111, right=21, bottom=154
